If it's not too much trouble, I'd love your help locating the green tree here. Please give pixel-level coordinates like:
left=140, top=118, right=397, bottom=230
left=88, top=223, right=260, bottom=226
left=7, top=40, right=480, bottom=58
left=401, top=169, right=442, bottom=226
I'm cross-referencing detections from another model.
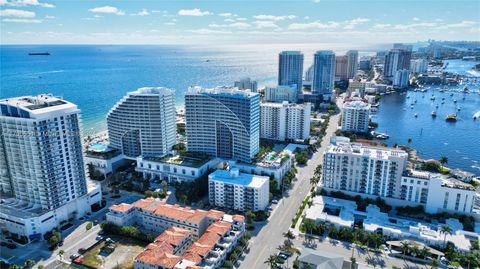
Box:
left=58, top=250, right=65, bottom=260
left=264, top=255, right=277, bottom=269
left=439, top=155, right=448, bottom=169
left=400, top=241, right=410, bottom=258
left=23, top=260, right=35, bottom=269
left=440, top=225, right=452, bottom=248
left=37, top=266, right=44, bottom=269
left=86, top=222, right=93, bottom=230
left=161, top=181, right=168, bottom=192
left=245, top=211, right=255, bottom=228
left=429, top=258, right=440, bottom=269
left=283, top=230, right=295, bottom=240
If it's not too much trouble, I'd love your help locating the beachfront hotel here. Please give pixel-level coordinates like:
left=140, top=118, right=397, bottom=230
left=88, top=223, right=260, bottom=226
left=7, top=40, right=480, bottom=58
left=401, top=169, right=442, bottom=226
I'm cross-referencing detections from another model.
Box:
left=0, top=94, right=102, bottom=241
left=341, top=100, right=371, bottom=133
left=106, top=198, right=245, bottom=269
left=208, top=168, right=270, bottom=212
left=107, top=87, right=176, bottom=159
left=185, top=86, right=260, bottom=164
left=260, top=101, right=311, bottom=141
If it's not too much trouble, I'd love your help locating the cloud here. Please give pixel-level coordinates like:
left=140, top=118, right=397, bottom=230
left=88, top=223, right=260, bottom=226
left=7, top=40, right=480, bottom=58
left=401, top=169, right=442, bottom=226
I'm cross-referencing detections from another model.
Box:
left=44, top=15, right=54, bottom=19
left=178, top=8, right=212, bottom=16
left=253, top=14, right=296, bottom=21
left=164, top=22, right=175, bottom=26
left=131, top=9, right=149, bottom=16
left=253, top=21, right=279, bottom=29
left=373, top=23, right=391, bottom=29
left=1, top=0, right=54, bottom=8
left=219, top=12, right=236, bottom=17
left=88, top=6, right=125, bottom=16
left=236, top=17, right=247, bottom=21
left=304, top=16, right=310, bottom=20
left=446, top=20, right=476, bottom=28
left=0, top=8, right=35, bottom=17
left=313, top=0, right=320, bottom=2
left=412, top=17, right=420, bottom=21
left=224, top=18, right=235, bottom=22
left=288, top=21, right=339, bottom=30
left=209, top=22, right=251, bottom=29
left=188, top=28, right=231, bottom=34
left=2, top=18, right=41, bottom=23
left=343, top=18, right=370, bottom=29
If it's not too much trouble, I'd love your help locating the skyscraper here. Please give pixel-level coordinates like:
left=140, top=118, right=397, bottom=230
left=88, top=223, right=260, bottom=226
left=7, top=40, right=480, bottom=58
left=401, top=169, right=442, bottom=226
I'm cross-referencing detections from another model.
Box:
left=346, top=50, right=359, bottom=79
left=335, top=55, right=348, bottom=81
left=384, top=49, right=412, bottom=80
left=0, top=94, right=102, bottom=240
left=107, top=87, right=176, bottom=159
left=278, top=51, right=304, bottom=98
left=312, top=50, right=336, bottom=100
left=185, top=86, right=260, bottom=163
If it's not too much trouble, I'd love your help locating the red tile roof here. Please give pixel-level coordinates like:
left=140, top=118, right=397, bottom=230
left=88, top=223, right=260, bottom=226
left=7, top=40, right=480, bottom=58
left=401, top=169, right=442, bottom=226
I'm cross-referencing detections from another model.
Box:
left=155, top=227, right=191, bottom=248
left=109, top=203, right=134, bottom=213
left=135, top=242, right=180, bottom=268
left=232, top=214, right=245, bottom=222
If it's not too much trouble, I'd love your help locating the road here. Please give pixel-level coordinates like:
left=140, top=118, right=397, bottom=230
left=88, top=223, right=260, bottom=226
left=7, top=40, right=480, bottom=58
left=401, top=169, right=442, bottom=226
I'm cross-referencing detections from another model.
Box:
left=238, top=98, right=343, bottom=269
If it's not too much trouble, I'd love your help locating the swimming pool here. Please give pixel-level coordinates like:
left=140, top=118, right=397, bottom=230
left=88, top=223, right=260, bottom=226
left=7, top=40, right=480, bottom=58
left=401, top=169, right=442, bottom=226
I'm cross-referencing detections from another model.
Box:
left=89, top=143, right=108, bottom=152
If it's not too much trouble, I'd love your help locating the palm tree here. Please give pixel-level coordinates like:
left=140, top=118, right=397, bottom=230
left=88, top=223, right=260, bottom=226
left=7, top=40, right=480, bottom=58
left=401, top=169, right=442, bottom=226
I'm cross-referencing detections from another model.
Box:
left=400, top=241, right=411, bottom=258
left=440, top=225, right=452, bottom=248
left=419, top=247, right=430, bottom=259
left=264, top=254, right=277, bottom=269
left=283, top=230, right=295, bottom=240
left=23, top=260, right=35, bottom=269
left=439, top=156, right=448, bottom=169
left=410, top=245, right=420, bottom=258
left=58, top=249, right=65, bottom=261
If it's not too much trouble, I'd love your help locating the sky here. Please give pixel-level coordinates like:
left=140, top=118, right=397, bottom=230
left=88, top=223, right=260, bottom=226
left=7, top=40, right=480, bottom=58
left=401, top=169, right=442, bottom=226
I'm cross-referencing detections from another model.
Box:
left=0, top=0, right=479, bottom=46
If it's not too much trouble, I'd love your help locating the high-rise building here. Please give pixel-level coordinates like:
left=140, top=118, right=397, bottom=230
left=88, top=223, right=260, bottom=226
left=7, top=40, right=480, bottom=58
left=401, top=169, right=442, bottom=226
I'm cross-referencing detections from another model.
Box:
left=107, top=87, right=176, bottom=159
left=346, top=50, right=359, bottom=79
left=359, top=57, right=372, bottom=71
left=393, top=43, right=413, bottom=52
left=341, top=100, right=371, bottom=133
left=335, top=55, right=348, bottom=81
left=384, top=49, right=412, bottom=80
left=305, top=64, right=314, bottom=83
left=322, top=138, right=408, bottom=199
left=234, top=77, right=258, bottom=92
left=0, top=94, right=101, bottom=240
left=312, top=50, right=335, bottom=100
left=393, top=69, right=410, bottom=88
left=410, top=58, right=428, bottom=74
left=260, top=101, right=311, bottom=141
left=185, top=86, right=260, bottom=163
left=209, top=168, right=270, bottom=212
left=264, top=85, right=298, bottom=103
left=278, top=51, right=304, bottom=98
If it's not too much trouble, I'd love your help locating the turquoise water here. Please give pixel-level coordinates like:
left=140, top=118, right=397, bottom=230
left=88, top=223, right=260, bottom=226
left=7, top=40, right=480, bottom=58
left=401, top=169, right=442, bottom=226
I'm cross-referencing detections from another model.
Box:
left=89, top=143, right=108, bottom=152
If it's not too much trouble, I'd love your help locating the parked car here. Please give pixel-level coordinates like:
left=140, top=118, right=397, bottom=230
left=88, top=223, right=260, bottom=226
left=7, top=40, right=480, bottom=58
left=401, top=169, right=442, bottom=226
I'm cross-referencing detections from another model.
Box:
left=96, top=235, right=104, bottom=241
left=271, top=199, right=279, bottom=204
left=70, top=254, right=81, bottom=260
left=78, top=248, right=87, bottom=254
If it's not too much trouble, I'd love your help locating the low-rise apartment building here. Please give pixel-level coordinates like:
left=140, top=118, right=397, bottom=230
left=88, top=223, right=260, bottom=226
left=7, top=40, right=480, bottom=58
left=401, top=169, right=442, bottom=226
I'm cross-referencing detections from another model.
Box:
left=209, top=168, right=270, bottom=212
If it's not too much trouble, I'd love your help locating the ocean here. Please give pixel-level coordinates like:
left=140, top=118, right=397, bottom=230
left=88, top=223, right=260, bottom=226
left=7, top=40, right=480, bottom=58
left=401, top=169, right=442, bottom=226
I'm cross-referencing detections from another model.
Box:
left=1, top=45, right=479, bottom=174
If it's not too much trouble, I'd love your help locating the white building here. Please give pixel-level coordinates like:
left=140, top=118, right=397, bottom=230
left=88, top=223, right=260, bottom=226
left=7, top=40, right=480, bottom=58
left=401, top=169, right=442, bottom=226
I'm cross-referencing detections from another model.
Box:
left=136, top=154, right=219, bottom=183
left=341, top=101, right=371, bottom=133
left=264, top=85, right=298, bottom=103
left=107, top=87, right=176, bottom=159
left=260, top=101, right=311, bottom=141
left=209, top=168, right=269, bottom=212
left=321, top=137, right=408, bottom=199
left=393, top=69, right=410, bottom=88
left=410, top=59, right=428, bottom=74
left=234, top=77, right=257, bottom=92
left=0, top=94, right=102, bottom=241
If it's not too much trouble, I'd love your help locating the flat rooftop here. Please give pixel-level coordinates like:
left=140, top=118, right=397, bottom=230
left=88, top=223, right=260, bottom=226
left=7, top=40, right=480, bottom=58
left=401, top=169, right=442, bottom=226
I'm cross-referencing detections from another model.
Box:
left=209, top=169, right=269, bottom=188
left=0, top=94, right=77, bottom=118
left=143, top=154, right=212, bottom=168
left=186, top=86, right=259, bottom=98
left=326, top=138, right=408, bottom=160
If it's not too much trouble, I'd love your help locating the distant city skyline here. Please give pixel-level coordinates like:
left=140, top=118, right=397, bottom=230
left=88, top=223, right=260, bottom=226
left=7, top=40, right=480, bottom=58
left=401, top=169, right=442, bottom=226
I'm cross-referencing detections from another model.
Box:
left=0, top=0, right=479, bottom=45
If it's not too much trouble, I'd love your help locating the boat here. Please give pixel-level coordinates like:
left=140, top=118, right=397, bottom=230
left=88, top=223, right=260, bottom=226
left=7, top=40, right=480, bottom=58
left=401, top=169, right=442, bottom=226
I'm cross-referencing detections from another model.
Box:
left=450, top=93, right=454, bottom=96
left=445, top=114, right=457, bottom=122
left=414, top=113, right=418, bottom=117
left=441, top=101, right=445, bottom=104
left=436, top=104, right=439, bottom=108
left=371, top=131, right=389, bottom=139
left=463, top=86, right=469, bottom=92
left=28, top=52, right=50, bottom=56
left=431, top=111, right=437, bottom=117
left=453, top=99, right=457, bottom=103
left=430, top=96, right=435, bottom=100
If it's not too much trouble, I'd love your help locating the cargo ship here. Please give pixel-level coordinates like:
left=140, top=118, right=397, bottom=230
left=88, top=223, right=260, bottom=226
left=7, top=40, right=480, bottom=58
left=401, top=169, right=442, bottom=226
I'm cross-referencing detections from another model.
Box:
left=28, top=52, right=50, bottom=56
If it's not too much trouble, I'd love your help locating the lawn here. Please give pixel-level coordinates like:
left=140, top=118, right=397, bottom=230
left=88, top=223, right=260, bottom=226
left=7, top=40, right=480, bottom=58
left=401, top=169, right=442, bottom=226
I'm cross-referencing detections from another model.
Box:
left=80, top=235, right=147, bottom=269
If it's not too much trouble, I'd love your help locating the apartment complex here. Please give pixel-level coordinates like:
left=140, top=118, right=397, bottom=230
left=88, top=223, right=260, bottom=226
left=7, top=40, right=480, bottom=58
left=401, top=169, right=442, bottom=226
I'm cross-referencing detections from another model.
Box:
left=278, top=51, right=304, bottom=97
left=312, top=50, right=335, bottom=100
left=209, top=168, right=270, bottom=212
left=234, top=77, right=257, bottom=92
left=322, top=138, right=408, bottom=199
left=410, top=58, right=428, bottom=74
left=384, top=48, right=412, bottom=80
left=260, top=101, right=311, bottom=141
left=107, top=87, right=176, bottom=159
left=393, top=69, right=410, bottom=88
left=334, top=55, right=348, bottom=81
left=346, top=50, right=359, bottom=79
left=107, top=198, right=245, bottom=269
left=0, top=94, right=101, bottom=241
left=185, top=86, right=260, bottom=163
left=264, top=85, right=298, bottom=103
left=341, top=100, right=371, bottom=133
